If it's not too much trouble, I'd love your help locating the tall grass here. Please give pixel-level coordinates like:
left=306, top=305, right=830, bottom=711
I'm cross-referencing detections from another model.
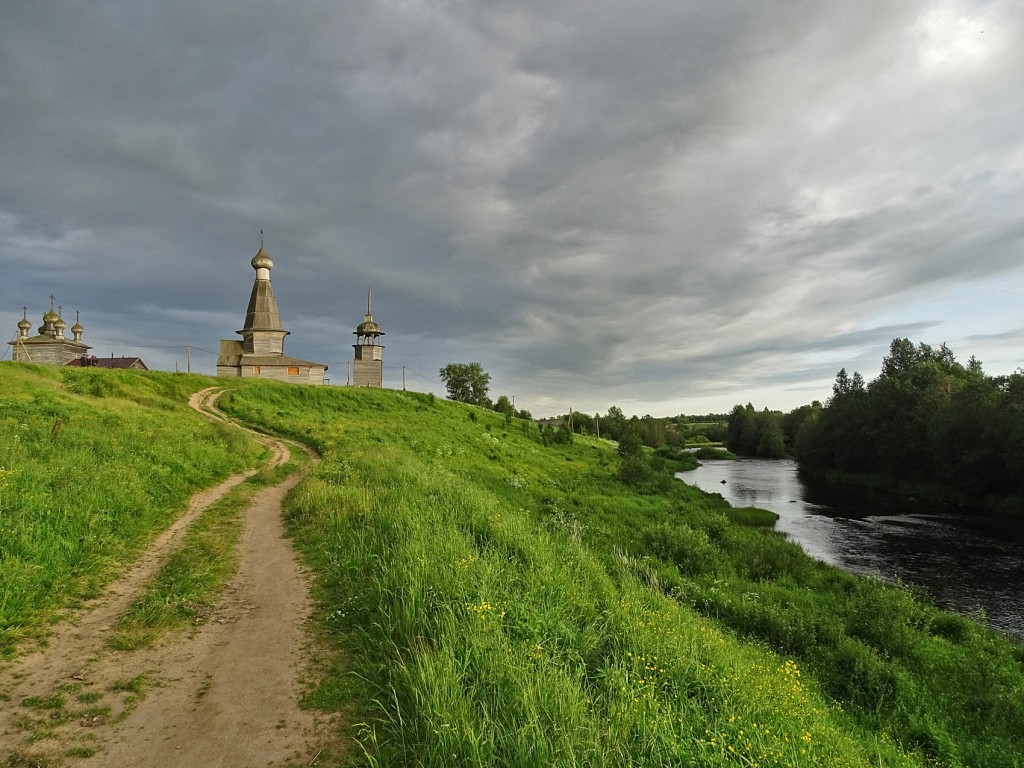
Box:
left=220, top=381, right=1024, bottom=767
left=6, top=366, right=1020, bottom=766
left=282, top=446, right=906, bottom=767
left=0, top=363, right=264, bottom=653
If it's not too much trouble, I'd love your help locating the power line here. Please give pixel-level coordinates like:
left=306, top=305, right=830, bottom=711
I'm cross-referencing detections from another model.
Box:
left=403, top=367, right=441, bottom=385
left=85, top=339, right=218, bottom=355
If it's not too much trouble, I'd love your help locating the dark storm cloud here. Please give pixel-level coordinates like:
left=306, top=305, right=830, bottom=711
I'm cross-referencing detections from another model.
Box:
left=2, top=1, right=1023, bottom=413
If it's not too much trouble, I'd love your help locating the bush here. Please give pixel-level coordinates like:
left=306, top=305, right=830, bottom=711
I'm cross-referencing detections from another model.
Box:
left=693, top=446, right=736, bottom=460
left=640, top=522, right=721, bottom=577
left=725, top=506, right=778, bottom=527
left=725, top=527, right=811, bottom=582
left=820, top=637, right=909, bottom=712
left=617, top=455, right=650, bottom=486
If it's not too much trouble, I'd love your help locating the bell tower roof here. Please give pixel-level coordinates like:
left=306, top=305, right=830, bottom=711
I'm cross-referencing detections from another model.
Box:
left=354, top=287, right=384, bottom=336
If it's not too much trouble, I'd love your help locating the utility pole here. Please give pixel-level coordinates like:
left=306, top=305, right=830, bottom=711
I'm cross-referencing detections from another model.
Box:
left=403, top=366, right=407, bottom=390
left=595, top=414, right=600, bottom=439
left=186, top=345, right=191, bottom=373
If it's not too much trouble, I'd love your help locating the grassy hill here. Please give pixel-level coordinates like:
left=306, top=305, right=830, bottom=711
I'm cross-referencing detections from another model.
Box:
left=219, top=381, right=1024, bottom=768
left=0, top=363, right=265, bottom=653
left=2, top=364, right=1023, bottom=767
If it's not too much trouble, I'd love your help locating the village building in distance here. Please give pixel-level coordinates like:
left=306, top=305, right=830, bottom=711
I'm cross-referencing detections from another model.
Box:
left=9, top=301, right=86, bottom=364
left=216, top=238, right=327, bottom=385
left=8, top=301, right=151, bottom=370
left=66, top=355, right=149, bottom=370
left=352, top=288, right=385, bottom=387
left=8, top=303, right=149, bottom=370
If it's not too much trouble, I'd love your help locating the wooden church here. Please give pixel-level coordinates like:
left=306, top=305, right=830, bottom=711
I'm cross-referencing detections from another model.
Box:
left=216, top=238, right=328, bottom=385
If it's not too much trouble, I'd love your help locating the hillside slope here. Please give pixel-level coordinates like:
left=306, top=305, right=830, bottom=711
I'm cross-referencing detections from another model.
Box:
left=220, top=381, right=1024, bottom=768
left=2, top=366, right=1021, bottom=767
left=0, top=364, right=264, bottom=654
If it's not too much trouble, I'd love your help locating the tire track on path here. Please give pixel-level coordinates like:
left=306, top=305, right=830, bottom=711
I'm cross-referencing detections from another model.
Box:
left=0, top=387, right=337, bottom=767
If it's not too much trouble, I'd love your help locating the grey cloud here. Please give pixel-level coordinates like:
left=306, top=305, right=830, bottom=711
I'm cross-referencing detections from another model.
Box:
left=3, top=1, right=1024, bottom=414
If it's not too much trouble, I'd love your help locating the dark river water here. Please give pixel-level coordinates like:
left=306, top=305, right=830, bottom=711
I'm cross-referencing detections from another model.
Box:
left=677, top=458, right=1024, bottom=638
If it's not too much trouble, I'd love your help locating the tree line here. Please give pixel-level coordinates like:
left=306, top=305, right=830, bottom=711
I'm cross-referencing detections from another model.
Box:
left=439, top=362, right=727, bottom=450
left=723, top=339, right=1024, bottom=506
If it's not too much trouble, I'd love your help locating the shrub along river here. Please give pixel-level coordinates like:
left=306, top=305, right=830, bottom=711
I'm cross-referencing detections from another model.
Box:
left=678, top=458, right=1024, bottom=638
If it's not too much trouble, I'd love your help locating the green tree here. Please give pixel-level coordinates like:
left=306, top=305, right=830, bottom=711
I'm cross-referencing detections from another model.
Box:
left=795, top=340, right=1024, bottom=501
left=618, top=455, right=651, bottom=486
left=439, top=363, right=491, bottom=406
left=617, top=423, right=644, bottom=458
left=603, top=406, right=627, bottom=441
left=640, top=415, right=667, bottom=449
left=726, top=403, right=759, bottom=456
left=757, top=421, right=787, bottom=458
left=493, top=395, right=514, bottom=416
left=571, top=411, right=595, bottom=435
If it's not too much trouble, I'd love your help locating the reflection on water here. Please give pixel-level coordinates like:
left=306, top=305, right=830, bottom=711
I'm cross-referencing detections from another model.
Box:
left=678, top=458, right=1024, bottom=638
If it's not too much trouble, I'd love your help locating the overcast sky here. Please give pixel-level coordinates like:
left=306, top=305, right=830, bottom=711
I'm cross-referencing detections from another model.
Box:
left=2, top=1, right=1022, bottom=417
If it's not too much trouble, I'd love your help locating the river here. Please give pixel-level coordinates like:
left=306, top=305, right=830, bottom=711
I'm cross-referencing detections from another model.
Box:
left=677, top=458, right=1024, bottom=638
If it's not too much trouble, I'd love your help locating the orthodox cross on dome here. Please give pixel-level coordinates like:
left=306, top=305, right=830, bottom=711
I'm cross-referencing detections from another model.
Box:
left=259, top=229, right=264, bottom=248
left=58, top=305, right=63, bottom=317
left=22, top=306, right=27, bottom=320
left=76, top=310, right=80, bottom=323
left=49, top=295, right=55, bottom=311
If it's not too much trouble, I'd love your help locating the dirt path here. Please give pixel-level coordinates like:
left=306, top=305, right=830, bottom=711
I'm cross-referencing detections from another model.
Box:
left=0, top=388, right=338, bottom=767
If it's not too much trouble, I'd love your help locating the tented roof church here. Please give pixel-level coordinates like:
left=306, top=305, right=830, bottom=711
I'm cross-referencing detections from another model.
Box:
left=216, top=238, right=327, bottom=385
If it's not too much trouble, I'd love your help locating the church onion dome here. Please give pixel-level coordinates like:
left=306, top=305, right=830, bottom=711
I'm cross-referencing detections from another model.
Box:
left=54, top=315, right=67, bottom=329
left=17, top=316, right=31, bottom=331
left=251, top=246, right=274, bottom=272
left=356, top=318, right=380, bottom=334
left=42, top=307, right=60, bottom=323
left=71, top=320, right=84, bottom=334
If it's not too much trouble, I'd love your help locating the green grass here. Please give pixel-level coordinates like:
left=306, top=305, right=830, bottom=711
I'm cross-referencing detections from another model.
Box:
left=108, top=484, right=253, bottom=649
left=5, top=367, right=1023, bottom=767
left=691, top=445, right=737, bottom=460
left=111, top=449, right=309, bottom=649
left=0, top=363, right=264, bottom=655
left=217, top=381, right=1024, bottom=768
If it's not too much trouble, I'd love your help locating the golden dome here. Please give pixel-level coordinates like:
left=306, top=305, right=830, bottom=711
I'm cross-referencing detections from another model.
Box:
left=354, top=287, right=383, bottom=336
left=251, top=245, right=274, bottom=272
left=356, top=315, right=381, bottom=334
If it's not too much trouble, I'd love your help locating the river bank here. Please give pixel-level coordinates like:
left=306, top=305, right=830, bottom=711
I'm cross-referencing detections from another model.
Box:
left=801, top=466, right=1024, bottom=518
left=678, top=458, right=1024, bottom=638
